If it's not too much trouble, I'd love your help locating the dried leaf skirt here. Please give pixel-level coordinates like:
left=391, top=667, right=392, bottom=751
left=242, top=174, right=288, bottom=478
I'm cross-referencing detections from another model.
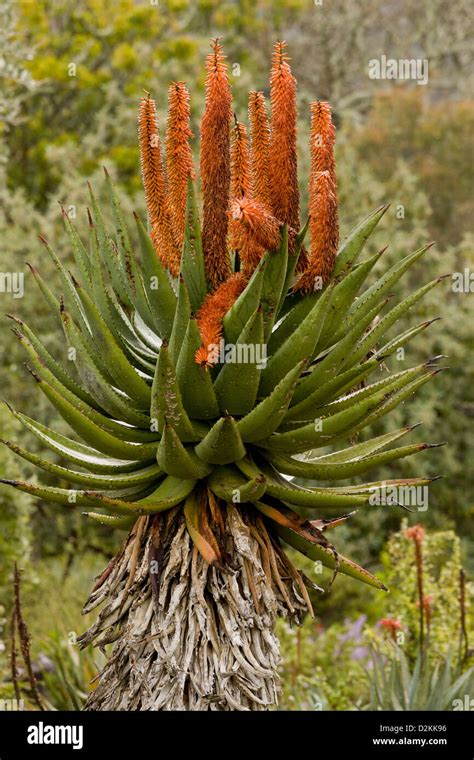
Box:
left=79, top=504, right=309, bottom=710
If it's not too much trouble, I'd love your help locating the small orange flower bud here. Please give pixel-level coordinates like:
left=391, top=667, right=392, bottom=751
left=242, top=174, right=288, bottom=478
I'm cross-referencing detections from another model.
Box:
left=405, top=524, right=425, bottom=544
left=379, top=618, right=402, bottom=641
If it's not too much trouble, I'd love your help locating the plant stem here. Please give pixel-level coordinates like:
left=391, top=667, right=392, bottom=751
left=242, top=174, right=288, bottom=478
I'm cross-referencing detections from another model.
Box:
left=414, top=541, right=425, bottom=651
left=459, top=568, right=469, bottom=664
left=13, top=563, right=44, bottom=711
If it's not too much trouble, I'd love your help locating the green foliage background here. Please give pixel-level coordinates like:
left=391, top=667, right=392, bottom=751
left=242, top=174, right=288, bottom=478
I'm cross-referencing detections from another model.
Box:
left=0, top=0, right=472, bottom=709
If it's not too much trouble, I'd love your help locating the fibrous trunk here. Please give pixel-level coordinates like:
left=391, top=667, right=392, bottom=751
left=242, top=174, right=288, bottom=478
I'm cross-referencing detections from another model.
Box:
left=79, top=504, right=309, bottom=710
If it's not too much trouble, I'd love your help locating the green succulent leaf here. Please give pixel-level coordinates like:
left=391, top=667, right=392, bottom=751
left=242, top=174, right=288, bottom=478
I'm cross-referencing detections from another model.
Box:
left=195, top=416, right=246, bottom=465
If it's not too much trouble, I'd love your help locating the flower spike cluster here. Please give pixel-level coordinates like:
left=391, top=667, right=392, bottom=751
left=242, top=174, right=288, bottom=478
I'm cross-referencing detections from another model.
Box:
left=137, top=40, right=340, bottom=355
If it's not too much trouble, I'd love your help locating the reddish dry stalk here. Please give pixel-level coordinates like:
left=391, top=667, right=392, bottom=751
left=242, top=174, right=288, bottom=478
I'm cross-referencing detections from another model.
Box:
left=165, top=82, right=195, bottom=252
left=200, top=39, right=233, bottom=289
left=248, top=91, right=272, bottom=209
left=405, top=526, right=426, bottom=651
left=459, top=568, right=469, bottom=662
left=195, top=272, right=247, bottom=367
left=138, top=93, right=180, bottom=275
left=415, top=539, right=425, bottom=650
left=13, top=563, right=44, bottom=711
left=10, top=608, right=20, bottom=703
left=294, top=170, right=338, bottom=292
left=269, top=42, right=300, bottom=238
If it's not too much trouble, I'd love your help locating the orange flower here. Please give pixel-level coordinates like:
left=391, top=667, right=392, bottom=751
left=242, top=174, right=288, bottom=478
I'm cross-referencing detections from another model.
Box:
left=294, top=170, right=338, bottom=293
left=195, top=273, right=247, bottom=367
left=138, top=93, right=166, bottom=227
left=294, top=101, right=338, bottom=292
left=309, top=101, right=336, bottom=182
left=200, top=39, right=232, bottom=289
left=269, top=42, right=300, bottom=237
left=379, top=618, right=402, bottom=641
left=230, top=120, right=252, bottom=199
left=138, top=93, right=180, bottom=275
left=248, top=91, right=272, bottom=209
left=230, top=197, right=280, bottom=256
left=229, top=120, right=264, bottom=271
left=165, top=82, right=195, bottom=252
left=405, top=524, right=425, bottom=544
left=416, top=594, right=433, bottom=611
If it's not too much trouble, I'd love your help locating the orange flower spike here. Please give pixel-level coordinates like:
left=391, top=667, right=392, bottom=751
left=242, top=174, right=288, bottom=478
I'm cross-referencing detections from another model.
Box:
left=294, top=101, right=339, bottom=292
left=309, top=101, right=336, bottom=181
left=138, top=93, right=167, bottom=229
left=269, top=41, right=300, bottom=234
left=195, top=273, right=247, bottom=367
left=165, top=82, right=195, bottom=252
left=200, top=39, right=233, bottom=289
left=230, top=197, right=280, bottom=255
left=229, top=120, right=263, bottom=268
left=248, top=91, right=272, bottom=208
left=294, top=170, right=338, bottom=293
left=230, top=120, right=252, bottom=199
left=138, top=93, right=180, bottom=275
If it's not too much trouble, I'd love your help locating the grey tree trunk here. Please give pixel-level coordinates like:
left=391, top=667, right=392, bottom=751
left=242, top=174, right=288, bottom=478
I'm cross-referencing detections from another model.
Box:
left=79, top=504, right=310, bottom=710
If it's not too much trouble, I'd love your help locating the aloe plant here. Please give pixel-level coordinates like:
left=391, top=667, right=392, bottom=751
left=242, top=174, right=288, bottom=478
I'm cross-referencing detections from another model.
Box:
left=0, top=40, right=445, bottom=710
left=367, top=645, right=474, bottom=711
